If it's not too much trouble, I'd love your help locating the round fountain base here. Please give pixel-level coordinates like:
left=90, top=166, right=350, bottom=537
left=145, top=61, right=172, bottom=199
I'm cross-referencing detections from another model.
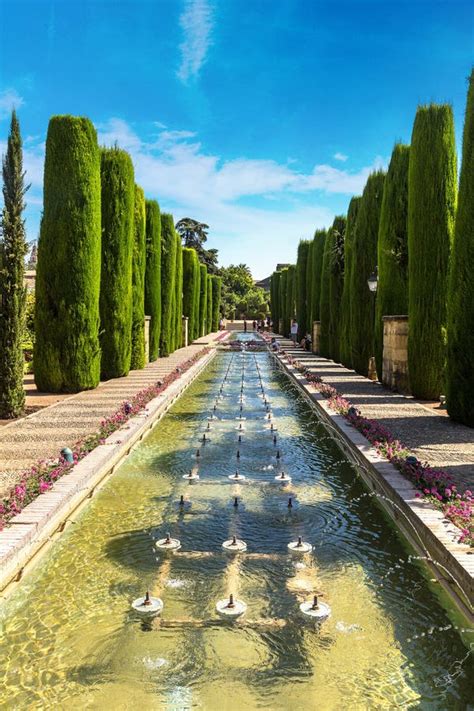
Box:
left=156, top=537, right=181, bottom=552
left=183, top=472, right=199, bottom=481
left=216, top=598, right=247, bottom=618
left=299, top=600, right=331, bottom=620
left=131, top=595, right=163, bottom=615
left=275, top=474, right=292, bottom=483
left=288, top=540, right=312, bottom=554
left=222, top=538, right=247, bottom=552
left=228, top=473, right=246, bottom=481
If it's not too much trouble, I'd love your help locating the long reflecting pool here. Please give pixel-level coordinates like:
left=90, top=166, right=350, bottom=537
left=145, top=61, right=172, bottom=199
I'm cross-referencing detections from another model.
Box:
left=1, top=341, right=473, bottom=709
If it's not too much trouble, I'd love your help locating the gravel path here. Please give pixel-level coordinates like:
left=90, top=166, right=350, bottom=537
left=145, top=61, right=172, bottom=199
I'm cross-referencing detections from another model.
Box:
left=0, top=334, right=224, bottom=499
left=278, top=341, right=474, bottom=491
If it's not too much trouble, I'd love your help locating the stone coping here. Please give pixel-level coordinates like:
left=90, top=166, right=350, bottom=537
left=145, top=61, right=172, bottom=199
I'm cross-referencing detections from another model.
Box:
left=0, top=349, right=217, bottom=597
left=272, top=351, right=474, bottom=623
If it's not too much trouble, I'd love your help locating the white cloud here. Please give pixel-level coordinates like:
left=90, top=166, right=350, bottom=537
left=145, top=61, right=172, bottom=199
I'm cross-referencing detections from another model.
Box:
left=177, top=0, right=215, bottom=83
left=0, top=89, right=24, bottom=119
left=334, top=152, right=348, bottom=162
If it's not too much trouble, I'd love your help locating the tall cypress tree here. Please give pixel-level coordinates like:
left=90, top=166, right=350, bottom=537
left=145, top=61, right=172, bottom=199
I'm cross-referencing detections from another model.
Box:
left=211, top=275, right=222, bottom=331
left=182, top=247, right=198, bottom=341
left=296, top=240, right=310, bottom=340
left=35, top=116, right=101, bottom=392
left=328, top=215, right=346, bottom=362
left=280, top=268, right=289, bottom=336
left=305, top=241, right=314, bottom=333
left=375, top=145, right=410, bottom=379
left=408, top=105, right=457, bottom=399
left=349, top=171, right=386, bottom=376
left=0, top=111, right=29, bottom=417
left=130, top=185, right=146, bottom=370
left=174, top=231, right=183, bottom=349
left=447, top=72, right=474, bottom=424
left=286, top=265, right=296, bottom=332
left=319, top=230, right=332, bottom=357
left=270, top=270, right=281, bottom=331
left=207, top=273, right=213, bottom=333
left=160, top=213, right=177, bottom=356
left=99, top=147, right=135, bottom=379
left=340, top=197, right=362, bottom=368
left=192, top=254, right=201, bottom=340
left=199, top=263, right=208, bottom=336
left=144, top=199, right=161, bottom=361
left=311, top=229, right=326, bottom=323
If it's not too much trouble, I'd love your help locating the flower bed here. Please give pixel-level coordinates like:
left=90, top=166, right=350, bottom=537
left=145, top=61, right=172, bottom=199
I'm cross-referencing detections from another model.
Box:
left=283, top=352, right=473, bottom=546
left=0, top=349, right=210, bottom=531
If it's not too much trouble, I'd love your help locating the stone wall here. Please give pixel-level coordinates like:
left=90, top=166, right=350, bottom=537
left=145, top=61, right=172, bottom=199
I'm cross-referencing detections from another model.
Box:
left=382, top=315, right=410, bottom=394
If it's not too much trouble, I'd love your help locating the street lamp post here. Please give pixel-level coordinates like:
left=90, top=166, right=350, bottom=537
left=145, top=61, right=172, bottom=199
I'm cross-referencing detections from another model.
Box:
left=367, top=266, right=378, bottom=293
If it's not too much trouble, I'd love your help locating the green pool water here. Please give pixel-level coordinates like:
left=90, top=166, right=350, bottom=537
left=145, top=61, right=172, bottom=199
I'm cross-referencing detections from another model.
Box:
left=0, top=344, right=473, bottom=710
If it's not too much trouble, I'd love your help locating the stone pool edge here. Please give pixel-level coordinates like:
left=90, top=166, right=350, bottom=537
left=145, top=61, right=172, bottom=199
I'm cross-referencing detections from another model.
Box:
left=0, top=348, right=217, bottom=598
left=272, top=351, right=474, bottom=624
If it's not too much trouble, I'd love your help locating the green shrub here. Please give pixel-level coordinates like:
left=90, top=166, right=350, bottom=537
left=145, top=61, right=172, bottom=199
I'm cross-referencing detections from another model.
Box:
left=199, top=263, right=208, bottom=336
left=211, top=275, right=222, bottom=331
left=339, top=197, right=362, bottom=368
left=296, top=240, right=310, bottom=339
left=374, top=145, right=410, bottom=379
left=447, top=73, right=474, bottom=424
left=130, top=185, right=146, bottom=370
left=408, top=105, right=457, bottom=399
left=207, top=274, right=213, bottom=333
left=35, top=115, right=101, bottom=392
left=144, top=199, right=161, bottom=361
left=349, top=171, right=386, bottom=376
left=99, top=147, right=135, bottom=379
left=311, top=230, right=326, bottom=323
left=159, top=213, right=177, bottom=356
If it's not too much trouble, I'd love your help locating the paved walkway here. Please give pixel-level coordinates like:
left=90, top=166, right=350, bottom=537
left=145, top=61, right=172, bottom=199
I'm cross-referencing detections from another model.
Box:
left=0, top=333, right=225, bottom=499
left=277, top=339, right=474, bottom=491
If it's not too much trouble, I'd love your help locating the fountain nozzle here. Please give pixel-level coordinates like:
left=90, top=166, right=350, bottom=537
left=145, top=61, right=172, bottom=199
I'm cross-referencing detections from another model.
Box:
left=196, top=449, right=201, bottom=458
left=297, top=536, right=303, bottom=547
left=273, top=435, right=277, bottom=445
left=231, top=535, right=237, bottom=546
left=238, top=435, right=242, bottom=443
left=227, top=594, right=235, bottom=609
left=143, top=591, right=151, bottom=606
left=276, top=450, right=281, bottom=459
left=233, top=496, right=239, bottom=507
left=179, top=495, right=185, bottom=506
left=288, top=497, right=293, bottom=508
left=311, top=595, right=319, bottom=610
left=236, top=450, right=240, bottom=459
left=165, top=532, right=171, bottom=544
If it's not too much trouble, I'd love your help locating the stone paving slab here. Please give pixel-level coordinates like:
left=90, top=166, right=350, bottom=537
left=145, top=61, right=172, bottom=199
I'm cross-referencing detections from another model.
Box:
left=278, top=341, right=474, bottom=490
left=0, top=334, right=225, bottom=499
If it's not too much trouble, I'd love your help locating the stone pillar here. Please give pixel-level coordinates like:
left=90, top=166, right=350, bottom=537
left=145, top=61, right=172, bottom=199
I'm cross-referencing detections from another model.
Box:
left=382, top=315, right=410, bottom=394
left=312, top=321, right=321, bottom=354
left=144, top=316, right=151, bottom=362
left=182, top=316, right=189, bottom=347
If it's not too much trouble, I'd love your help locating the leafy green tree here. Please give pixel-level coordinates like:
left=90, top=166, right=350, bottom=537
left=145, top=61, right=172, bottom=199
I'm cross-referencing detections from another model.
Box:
left=207, top=273, right=213, bottom=333
left=0, top=110, right=29, bottom=416
left=375, top=145, right=410, bottom=379
left=99, top=147, right=135, bottom=379
left=144, top=199, right=161, bottom=361
left=311, top=229, right=326, bottom=323
left=349, top=171, right=386, bottom=376
left=35, top=115, right=101, bottom=392
left=160, top=213, right=177, bottom=356
left=130, top=185, right=146, bottom=370
left=296, top=240, right=310, bottom=340
left=175, top=217, right=219, bottom=273
left=408, top=105, right=457, bottom=399
left=340, top=197, right=362, bottom=367
left=447, top=71, right=474, bottom=424
left=198, top=263, right=208, bottom=336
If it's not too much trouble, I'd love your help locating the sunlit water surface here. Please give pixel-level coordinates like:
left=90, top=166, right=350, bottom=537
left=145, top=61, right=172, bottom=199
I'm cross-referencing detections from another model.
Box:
left=0, top=339, right=473, bottom=709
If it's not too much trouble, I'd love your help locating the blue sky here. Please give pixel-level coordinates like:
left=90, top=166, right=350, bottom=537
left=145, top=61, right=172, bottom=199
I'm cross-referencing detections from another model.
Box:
left=0, top=0, right=472, bottom=279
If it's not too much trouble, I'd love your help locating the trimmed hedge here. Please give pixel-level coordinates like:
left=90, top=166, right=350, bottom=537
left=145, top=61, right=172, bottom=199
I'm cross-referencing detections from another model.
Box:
left=374, top=144, right=410, bottom=379
left=319, top=230, right=332, bottom=357
left=192, top=255, right=201, bottom=340
left=144, top=199, right=161, bottom=361
left=207, top=274, right=213, bottom=334
left=182, top=247, right=199, bottom=342
left=35, top=115, right=101, bottom=393
left=280, top=268, right=289, bottom=336
left=199, top=263, right=208, bottom=336
left=174, top=230, right=183, bottom=350
left=328, top=215, right=346, bottom=362
left=447, top=72, right=474, bottom=424
left=408, top=105, right=457, bottom=399
left=296, top=240, right=310, bottom=340
left=159, top=213, right=177, bottom=356
left=286, top=265, right=296, bottom=333
left=130, top=185, right=146, bottom=370
left=311, top=229, right=326, bottom=323
left=99, top=147, right=135, bottom=380
left=339, top=197, right=362, bottom=368
left=270, top=270, right=281, bottom=332
left=211, top=275, right=222, bottom=331
left=349, top=171, right=386, bottom=376
left=305, top=241, right=314, bottom=333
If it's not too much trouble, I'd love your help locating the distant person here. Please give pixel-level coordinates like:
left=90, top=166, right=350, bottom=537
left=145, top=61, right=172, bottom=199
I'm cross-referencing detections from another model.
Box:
left=266, top=316, right=271, bottom=327
left=244, top=320, right=247, bottom=333
left=252, top=320, right=257, bottom=330
left=219, top=318, right=224, bottom=331
left=271, top=337, right=280, bottom=352
left=290, top=319, right=298, bottom=345
left=304, top=333, right=312, bottom=351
